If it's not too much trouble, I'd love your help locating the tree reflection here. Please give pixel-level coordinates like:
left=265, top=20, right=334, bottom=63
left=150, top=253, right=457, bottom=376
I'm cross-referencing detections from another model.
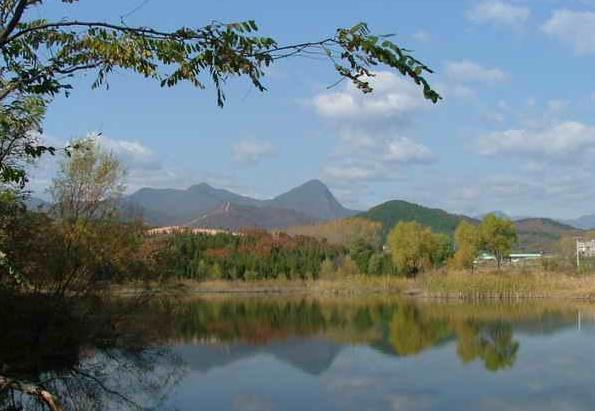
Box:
left=388, top=304, right=451, bottom=355
left=0, top=293, right=184, bottom=411
left=456, top=321, right=519, bottom=371
left=154, top=297, right=525, bottom=372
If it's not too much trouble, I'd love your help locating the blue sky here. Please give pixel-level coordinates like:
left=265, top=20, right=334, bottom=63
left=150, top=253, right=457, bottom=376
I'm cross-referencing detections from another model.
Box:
left=28, top=0, right=595, bottom=219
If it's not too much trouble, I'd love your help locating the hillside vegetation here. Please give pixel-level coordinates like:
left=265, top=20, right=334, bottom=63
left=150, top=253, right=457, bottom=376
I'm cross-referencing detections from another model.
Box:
left=514, top=218, right=581, bottom=253
left=357, top=200, right=474, bottom=238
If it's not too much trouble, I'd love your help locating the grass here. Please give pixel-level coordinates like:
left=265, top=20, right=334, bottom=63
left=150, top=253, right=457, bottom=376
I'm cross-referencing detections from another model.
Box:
left=418, top=269, right=595, bottom=300
left=115, top=269, right=595, bottom=300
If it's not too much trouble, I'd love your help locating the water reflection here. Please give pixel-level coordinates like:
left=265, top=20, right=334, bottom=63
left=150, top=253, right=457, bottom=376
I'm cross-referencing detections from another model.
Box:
left=0, top=294, right=184, bottom=411
left=163, top=298, right=573, bottom=372
left=1, top=295, right=592, bottom=410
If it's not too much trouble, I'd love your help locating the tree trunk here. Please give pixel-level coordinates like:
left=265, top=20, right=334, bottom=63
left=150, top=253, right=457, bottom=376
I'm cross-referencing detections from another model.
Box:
left=0, top=375, right=64, bottom=411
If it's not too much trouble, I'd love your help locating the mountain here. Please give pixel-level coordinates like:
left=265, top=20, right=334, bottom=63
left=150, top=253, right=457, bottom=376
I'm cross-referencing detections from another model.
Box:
left=358, top=200, right=476, bottom=238
left=267, top=180, right=356, bottom=221
left=562, top=214, right=595, bottom=230
left=126, top=183, right=261, bottom=225
left=175, top=337, right=344, bottom=376
left=126, top=180, right=355, bottom=227
left=186, top=202, right=317, bottom=230
left=514, top=218, right=580, bottom=253
left=356, top=200, right=581, bottom=252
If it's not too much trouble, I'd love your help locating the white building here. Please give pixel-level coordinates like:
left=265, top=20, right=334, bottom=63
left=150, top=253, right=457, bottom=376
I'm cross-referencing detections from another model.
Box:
left=577, top=239, right=595, bottom=257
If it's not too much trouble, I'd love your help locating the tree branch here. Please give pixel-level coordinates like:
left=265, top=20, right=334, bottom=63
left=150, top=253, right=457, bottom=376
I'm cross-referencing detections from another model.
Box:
left=0, top=375, right=64, bottom=411
left=5, top=20, right=191, bottom=46
left=0, top=0, right=29, bottom=46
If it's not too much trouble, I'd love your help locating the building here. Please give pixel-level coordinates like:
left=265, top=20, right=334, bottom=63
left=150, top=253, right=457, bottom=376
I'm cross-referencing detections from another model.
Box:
left=146, top=226, right=232, bottom=236
left=577, top=239, right=595, bottom=257
left=509, top=253, right=543, bottom=264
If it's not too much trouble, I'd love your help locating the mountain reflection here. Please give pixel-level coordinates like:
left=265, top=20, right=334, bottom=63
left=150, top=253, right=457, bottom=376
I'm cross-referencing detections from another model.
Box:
left=1, top=295, right=585, bottom=410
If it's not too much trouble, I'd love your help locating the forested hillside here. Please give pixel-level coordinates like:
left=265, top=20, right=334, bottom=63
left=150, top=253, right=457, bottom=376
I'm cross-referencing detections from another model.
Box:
left=358, top=200, right=475, bottom=238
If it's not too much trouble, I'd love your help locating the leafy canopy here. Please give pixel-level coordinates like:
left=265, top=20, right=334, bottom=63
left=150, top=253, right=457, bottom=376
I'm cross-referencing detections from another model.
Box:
left=451, top=220, right=480, bottom=269
left=479, top=214, right=517, bottom=267
left=387, top=221, right=451, bottom=276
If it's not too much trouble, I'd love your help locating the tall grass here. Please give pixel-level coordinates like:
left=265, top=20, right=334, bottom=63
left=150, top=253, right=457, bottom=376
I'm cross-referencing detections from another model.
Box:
left=419, top=269, right=595, bottom=300
left=123, top=268, right=595, bottom=300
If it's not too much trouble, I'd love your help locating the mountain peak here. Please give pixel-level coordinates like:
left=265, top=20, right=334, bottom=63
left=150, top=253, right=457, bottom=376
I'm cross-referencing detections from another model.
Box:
left=271, top=180, right=355, bottom=220
left=188, top=182, right=215, bottom=192
left=300, top=179, right=328, bottom=189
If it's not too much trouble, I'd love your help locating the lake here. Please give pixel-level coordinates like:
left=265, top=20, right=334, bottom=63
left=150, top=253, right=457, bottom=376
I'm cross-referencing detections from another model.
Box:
left=3, top=296, right=595, bottom=410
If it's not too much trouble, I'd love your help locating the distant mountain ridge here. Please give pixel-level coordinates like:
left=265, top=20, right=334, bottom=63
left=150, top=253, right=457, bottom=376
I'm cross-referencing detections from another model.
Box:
left=562, top=214, right=595, bottom=230
left=126, top=179, right=357, bottom=228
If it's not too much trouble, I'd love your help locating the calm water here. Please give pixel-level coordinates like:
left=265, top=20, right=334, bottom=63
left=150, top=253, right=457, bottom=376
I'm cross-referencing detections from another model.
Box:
left=3, top=296, right=595, bottom=410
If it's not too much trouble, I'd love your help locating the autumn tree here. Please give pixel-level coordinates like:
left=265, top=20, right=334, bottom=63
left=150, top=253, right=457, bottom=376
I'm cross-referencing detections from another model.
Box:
left=49, top=136, right=125, bottom=222
left=451, top=221, right=480, bottom=270
left=479, top=214, right=517, bottom=268
left=387, top=221, right=448, bottom=276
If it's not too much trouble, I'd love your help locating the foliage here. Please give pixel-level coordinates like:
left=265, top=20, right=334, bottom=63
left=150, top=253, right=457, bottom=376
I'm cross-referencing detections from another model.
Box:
left=479, top=214, right=517, bottom=268
left=349, top=237, right=375, bottom=273
left=0, top=96, right=47, bottom=187
left=0, top=139, right=151, bottom=294
left=335, top=256, right=361, bottom=277
left=387, top=221, right=452, bottom=276
left=0, top=207, right=150, bottom=294
left=154, top=230, right=342, bottom=281
left=49, top=136, right=125, bottom=221
left=319, top=258, right=336, bottom=280
left=367, top=252, right=393, bottom=276
left=359, top=200, right=470, bottom=239
left=451, top=221, right=481, bottom=270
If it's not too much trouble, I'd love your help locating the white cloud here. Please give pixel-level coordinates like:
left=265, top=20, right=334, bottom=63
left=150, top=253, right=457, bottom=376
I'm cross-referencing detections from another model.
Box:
left=231, top=139, right=277, bottom=165
left=445, top=60, right=508, bottom=84
left=311, top=71, right=436, bottom=190
left=466, top=1, right=530, bottom=26
left=477, top=121, right=595, bottom=161
left=321, top=135, right=434, bottom=186
left=412, top=30, right=431, bottom=43
left=323, top=164, right=381, bottom=182
left=96, top=135, right=160, bottom=171
left=385, top=137, right=435, bottom=164
left=543, top=9, right=595, bottom=54
left=312, top=71, right=431, bottom=120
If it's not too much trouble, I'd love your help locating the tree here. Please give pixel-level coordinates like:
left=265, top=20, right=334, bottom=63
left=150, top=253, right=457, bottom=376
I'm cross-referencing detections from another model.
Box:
left=451, top=221, right=480, bottom=270
left=319, top=258, right=335, bottom=279
left=349, top=237, right=375, bottom=274
left=0, top=1, right=440, bottom=187
left=387, top=221, right=446, bottom=276
left=479, top=214, right=517, bottom=268
left=367, top=252, right=388, bottom=276
left=49, top=136, right=125, bottom=222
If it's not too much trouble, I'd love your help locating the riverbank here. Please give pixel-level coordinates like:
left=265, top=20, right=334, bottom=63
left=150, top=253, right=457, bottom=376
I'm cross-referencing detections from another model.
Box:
left=115, top=269, right=595, bottom=300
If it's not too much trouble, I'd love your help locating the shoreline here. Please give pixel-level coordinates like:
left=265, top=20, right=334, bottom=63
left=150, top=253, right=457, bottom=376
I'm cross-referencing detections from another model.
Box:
left=114, top=271, right=595, bottom=301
